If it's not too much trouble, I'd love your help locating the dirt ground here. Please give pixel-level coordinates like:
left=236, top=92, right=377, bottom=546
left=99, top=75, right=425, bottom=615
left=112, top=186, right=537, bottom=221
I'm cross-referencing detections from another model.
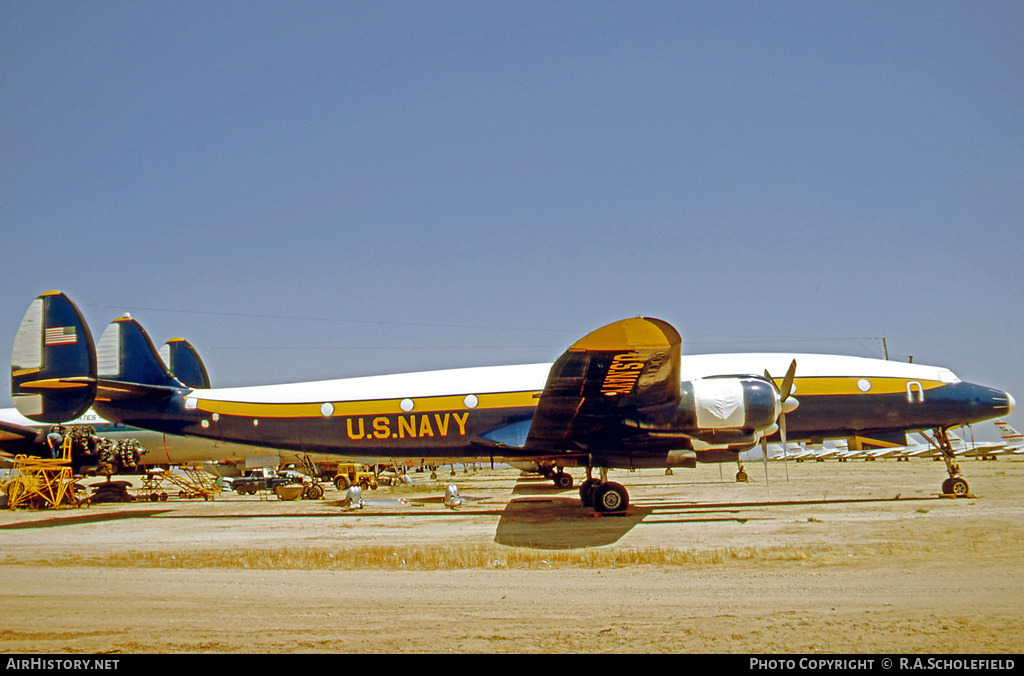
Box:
left=1, top=457, right=1023, bottom=654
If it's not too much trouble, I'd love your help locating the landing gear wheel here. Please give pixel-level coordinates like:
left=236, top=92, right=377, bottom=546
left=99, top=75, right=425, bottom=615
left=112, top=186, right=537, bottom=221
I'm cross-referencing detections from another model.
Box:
left=579, top=479, right=599, bottom=507
left=736, top=470, right=748, bottom=483
left=943, top=477, right=969, bottom=496
left=593, top=482, right=629, bottom=514
left=553, top=471, right=573, bottom=489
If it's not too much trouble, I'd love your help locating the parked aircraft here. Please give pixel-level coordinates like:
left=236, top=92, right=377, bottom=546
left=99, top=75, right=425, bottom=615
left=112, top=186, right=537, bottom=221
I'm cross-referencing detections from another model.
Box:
left=998, top=421, right=1024, bottom=455
left=963, top=421, right=1024, bottom=459
left=0, top=405, right=289, bottom=476
left=822, top=421, right=1023, bottom=462
left=10, top=291, right=1015, bottom=511
left=917, top=424, right=1023, bottom=461
left=1, top=336, right=372, bottom=478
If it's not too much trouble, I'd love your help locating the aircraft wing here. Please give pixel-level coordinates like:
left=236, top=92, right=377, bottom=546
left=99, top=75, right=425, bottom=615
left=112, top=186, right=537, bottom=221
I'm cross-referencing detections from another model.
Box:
left=0, top=419, right=40, bottom=443
left=523, top=317, right=681, bottom=452
left=0, top=418, right=46, bottom=458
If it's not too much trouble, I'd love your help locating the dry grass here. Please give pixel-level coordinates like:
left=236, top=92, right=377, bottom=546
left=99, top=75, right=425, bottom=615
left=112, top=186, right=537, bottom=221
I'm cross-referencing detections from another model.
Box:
left=15, top=519, right=1020, bottom=571
left=10, top=541, right=906, bottom=570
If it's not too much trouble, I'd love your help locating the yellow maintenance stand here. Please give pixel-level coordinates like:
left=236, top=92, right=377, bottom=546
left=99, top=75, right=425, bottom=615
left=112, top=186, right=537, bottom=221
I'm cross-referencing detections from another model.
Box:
left=3, top=436, right=83, bottom=509
left=139, top=466, right=220, bottom=501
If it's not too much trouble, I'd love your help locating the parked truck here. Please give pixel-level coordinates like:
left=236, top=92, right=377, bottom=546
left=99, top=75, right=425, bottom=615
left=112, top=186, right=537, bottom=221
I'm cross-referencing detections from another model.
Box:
left=231, top=467, right=303, bottom=496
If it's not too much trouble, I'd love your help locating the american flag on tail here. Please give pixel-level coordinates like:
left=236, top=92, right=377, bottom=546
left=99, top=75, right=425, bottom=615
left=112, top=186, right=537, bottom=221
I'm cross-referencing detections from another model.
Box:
left=44, top=326, right=77, bottom=345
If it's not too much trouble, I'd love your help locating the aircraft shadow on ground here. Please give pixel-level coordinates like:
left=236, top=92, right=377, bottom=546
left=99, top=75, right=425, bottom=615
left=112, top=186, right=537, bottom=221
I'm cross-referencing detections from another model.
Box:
left=0, top=509, right=173, bottom=530
left=493, top=480, right=942, bottom=550
left=494, top=480, right=651, bottom=549
left=494, top=496, right=651, bottom=550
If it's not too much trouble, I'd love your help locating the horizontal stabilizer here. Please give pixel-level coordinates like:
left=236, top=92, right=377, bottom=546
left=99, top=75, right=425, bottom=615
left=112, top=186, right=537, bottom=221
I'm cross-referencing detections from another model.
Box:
left=95, top=379, right=180, bottom=402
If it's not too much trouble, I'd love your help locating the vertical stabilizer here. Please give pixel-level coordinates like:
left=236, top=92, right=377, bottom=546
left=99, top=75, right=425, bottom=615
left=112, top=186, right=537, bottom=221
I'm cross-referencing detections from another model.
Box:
left=159, top=338, right=211, bottom=389
left=11, top=291, right=97, bottom=422
left=995, top=421, right=1023, bottom=446
left=97, top=315, right=183, bottom=388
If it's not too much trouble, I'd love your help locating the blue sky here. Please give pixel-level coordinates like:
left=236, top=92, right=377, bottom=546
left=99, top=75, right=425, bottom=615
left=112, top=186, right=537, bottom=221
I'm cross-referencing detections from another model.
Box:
left=2, top=1, right=1022, bottom=438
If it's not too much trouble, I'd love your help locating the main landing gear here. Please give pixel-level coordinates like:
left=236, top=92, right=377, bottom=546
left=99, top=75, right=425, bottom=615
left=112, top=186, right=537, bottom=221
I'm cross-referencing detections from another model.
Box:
left=538, top=464, right=627, bottom=512
left=933, top=427, right=970, bottom=497
left=579, top=468, right=629, bottom=515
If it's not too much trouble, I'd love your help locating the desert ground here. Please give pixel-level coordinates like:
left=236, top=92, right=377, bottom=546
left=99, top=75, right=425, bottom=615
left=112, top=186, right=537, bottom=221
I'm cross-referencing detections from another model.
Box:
left=1, top=456, right=1023, bottom=654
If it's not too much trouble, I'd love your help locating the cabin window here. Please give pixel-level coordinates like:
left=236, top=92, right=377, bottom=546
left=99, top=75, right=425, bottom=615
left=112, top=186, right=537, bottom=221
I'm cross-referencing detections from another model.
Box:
left=907, top=381, right=924, bottom=403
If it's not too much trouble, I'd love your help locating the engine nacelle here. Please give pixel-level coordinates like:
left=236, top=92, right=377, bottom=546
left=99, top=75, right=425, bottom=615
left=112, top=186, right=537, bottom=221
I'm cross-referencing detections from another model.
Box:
left=678, top=375, right=780, bottom=437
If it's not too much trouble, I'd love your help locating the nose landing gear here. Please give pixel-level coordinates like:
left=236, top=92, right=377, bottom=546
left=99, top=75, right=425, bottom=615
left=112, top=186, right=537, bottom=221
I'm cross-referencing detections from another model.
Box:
left=934, top=428, right=970, bottom=497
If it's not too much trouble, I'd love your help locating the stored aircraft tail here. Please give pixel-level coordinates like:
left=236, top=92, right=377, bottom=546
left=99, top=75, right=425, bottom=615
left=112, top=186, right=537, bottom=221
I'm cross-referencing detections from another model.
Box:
left=12, top=292, right=206, bottom=423
left=995, top=421, right=1023, bottom=446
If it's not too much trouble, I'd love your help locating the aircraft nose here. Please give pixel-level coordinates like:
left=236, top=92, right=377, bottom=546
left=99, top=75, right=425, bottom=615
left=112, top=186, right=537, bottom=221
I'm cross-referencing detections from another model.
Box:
left=942, top=383, right=1017, bottom=426
left=986, top=386, right=1016, bottom=418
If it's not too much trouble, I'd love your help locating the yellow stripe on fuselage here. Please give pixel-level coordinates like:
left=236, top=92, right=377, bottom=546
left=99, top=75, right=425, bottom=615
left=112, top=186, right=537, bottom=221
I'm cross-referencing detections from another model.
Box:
left=776, top=377, right=945, bottom=396
left=194, top=390, right=541, bottom=419
left=192, top=377, right=946, bottom=419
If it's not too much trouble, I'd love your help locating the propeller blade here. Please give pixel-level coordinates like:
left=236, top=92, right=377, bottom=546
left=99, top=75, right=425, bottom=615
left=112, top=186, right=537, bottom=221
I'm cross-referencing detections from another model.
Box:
left=767, top=360, right=797, bottom=482
left=761, top=435, right=770, bottom=495
left=780, top=359, right=797, bottom=401
left=780, top=407, right=790, bottom=481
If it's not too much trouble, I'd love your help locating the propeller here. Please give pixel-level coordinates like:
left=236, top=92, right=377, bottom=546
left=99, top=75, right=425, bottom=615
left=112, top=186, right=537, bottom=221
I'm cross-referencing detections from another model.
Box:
left=761, top=359, right=799, bottom=486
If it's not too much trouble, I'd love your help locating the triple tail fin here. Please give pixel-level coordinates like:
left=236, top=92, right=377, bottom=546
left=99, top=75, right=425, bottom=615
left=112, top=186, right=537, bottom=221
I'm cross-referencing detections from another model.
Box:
left=159, top=338, right=211, bottom=389
left=11, top=292, right=193, bottom=422
left=11, top=291, right=97, bottom=422
left=94, top=314, right=186, bottom=400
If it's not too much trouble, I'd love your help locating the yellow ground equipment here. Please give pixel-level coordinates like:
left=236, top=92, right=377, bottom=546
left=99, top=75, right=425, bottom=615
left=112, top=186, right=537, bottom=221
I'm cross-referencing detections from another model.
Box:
left=333, top=463, right=377, bottom=491
left=139, top=466, right=220, bottom=501
left=3, top=437, right=82, bottom=509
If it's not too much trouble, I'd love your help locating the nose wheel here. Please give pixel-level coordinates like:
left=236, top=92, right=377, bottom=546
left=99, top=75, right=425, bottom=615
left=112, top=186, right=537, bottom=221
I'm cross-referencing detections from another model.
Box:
left=942, top=476, right=969, bottom=497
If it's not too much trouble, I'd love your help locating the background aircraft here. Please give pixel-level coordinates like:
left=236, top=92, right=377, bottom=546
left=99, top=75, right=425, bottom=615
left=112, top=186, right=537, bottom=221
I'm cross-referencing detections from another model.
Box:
left=1, top=334, right=397, bottom=480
